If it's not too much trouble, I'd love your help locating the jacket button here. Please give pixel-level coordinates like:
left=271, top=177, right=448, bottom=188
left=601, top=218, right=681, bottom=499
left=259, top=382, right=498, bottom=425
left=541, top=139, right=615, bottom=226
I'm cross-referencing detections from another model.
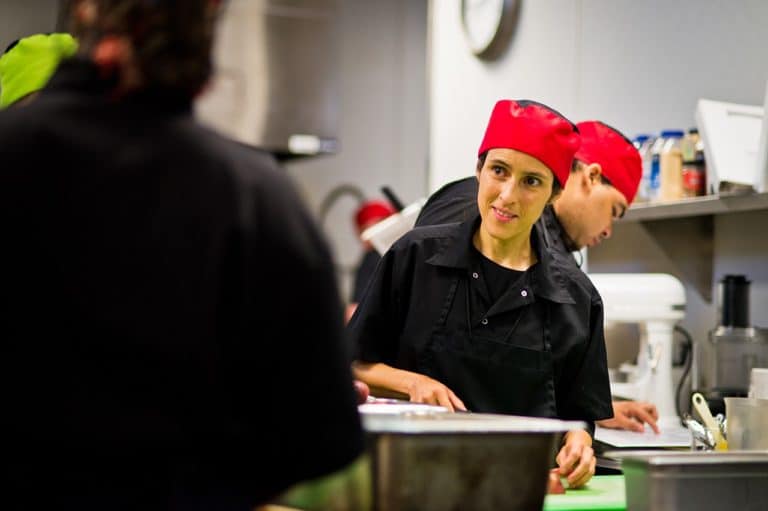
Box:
left=481, top=318, right=488, bottom=325
left=472, top=272, right=479, bottom=279
left=521, top=289, right=528, bottom=297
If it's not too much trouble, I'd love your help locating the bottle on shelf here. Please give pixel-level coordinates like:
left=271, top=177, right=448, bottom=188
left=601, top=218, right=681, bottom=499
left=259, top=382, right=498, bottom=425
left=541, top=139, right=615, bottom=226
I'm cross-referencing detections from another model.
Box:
left=681, top=128, right=707, bottom=198
left=648, top=132, right=674, bottom=202
left=632, top=134, right=655, bottom=203
left=659, top=130, right=685, bottom=201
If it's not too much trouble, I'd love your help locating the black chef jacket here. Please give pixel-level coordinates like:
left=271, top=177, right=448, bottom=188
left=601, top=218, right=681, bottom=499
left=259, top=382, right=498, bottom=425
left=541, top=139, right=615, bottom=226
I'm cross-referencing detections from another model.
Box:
left=414, top=176, right=479, bottom=227
left=0, top=59, right=363, bottom=510
left=352, top=249, right=381, bottom=302
left=348, top=215, right=613, bottom=429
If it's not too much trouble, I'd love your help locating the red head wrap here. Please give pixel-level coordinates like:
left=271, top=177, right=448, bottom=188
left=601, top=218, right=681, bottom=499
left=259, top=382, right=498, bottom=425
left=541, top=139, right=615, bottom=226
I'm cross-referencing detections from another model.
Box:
left=355, top=200, right=396, bottom=232
left=575, top=121, right=642, bottom=204
left=477, top=99, right=581, bottom=187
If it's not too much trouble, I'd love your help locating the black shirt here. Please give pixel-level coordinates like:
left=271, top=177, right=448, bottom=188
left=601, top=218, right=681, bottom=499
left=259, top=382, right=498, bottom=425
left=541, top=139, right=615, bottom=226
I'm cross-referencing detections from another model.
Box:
left=352, top=249, right=381, bottom=302
left=414, top=176, right=479, bottom=227
left=348, top=215, right=613, bottom=428
left=475, top=247, right=525, bottom=304
left=0, top=59, right=363, bottom=509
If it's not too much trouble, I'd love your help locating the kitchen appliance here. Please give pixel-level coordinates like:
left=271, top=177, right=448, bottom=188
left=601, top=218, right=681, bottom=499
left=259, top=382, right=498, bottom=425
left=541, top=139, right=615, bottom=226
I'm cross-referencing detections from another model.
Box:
left=361, top=409, right=583, bottom=511
left=588, top=273, right=686, bottom=428
left=694, top=275, right=768, bottom=415
left=195, top=0, right=341, bottom=159
left=695, top=98, right=764, bottom=193
left=751, top=367, right=768, bottom=398
left=607, top=451, right=768, bottom=511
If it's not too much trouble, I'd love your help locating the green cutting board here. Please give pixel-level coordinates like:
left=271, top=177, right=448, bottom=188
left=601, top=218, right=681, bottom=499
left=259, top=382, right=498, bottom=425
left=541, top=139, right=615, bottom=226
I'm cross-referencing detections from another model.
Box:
left=542, top=475, right=625, bottom=511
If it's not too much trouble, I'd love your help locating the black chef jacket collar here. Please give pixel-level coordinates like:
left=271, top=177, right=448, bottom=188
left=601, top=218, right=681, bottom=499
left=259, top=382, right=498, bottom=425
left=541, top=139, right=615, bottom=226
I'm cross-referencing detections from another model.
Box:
left=425, top=214, right=576, bottom=305
left=45, top=57, right=193, bottom=115
left=540, top=205, right=580, bottom=254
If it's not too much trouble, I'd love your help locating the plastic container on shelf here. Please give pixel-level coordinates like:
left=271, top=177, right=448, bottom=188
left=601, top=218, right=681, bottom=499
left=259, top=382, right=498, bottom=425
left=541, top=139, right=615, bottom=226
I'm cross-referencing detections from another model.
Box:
left=681, top=128, right=707, bottom=198
left=648, top=133, right=670, bottom=202
left=633, top=134, right=655, bottom=203
left=659, top=130, right=685, bottom=201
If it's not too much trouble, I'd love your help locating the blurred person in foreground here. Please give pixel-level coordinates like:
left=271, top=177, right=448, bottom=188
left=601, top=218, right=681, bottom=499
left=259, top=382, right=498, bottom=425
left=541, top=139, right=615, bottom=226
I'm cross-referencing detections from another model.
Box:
left=0, top=1, right=363, bottom=509
left=415, top=120, right=659, bottom=434
left=0, top=32, right=78, bottom=108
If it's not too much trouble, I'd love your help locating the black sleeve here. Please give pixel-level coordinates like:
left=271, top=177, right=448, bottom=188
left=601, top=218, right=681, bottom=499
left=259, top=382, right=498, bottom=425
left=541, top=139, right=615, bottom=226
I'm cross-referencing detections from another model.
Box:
left=221, top=158, right=364, bottom=501
left=347, top=242, right=407, bottom=366
left=558, top=294, right=614, bottom=428
left=352, top=249, right=382, bottom=303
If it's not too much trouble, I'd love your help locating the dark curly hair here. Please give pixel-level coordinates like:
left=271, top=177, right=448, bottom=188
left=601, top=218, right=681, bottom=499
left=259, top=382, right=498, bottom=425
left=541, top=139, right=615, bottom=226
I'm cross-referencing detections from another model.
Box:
left=64, top=0, right=217, bottom=96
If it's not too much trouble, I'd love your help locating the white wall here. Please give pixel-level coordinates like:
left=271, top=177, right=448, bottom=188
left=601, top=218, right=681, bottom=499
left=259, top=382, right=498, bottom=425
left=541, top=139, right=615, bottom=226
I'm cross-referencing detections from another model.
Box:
left=430, top=0, right=768, bottom=189
left=0, top=0, right=59, bottom=52
left=285, top=0, right=428, bottom=300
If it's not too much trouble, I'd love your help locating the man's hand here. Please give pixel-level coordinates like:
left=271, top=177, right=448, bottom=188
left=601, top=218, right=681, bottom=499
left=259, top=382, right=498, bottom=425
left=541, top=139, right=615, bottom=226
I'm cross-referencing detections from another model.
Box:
left=597, top=401, right=659, bottom=434
left=405, top=373, right=466, bottom=412
left=555, top=429, right=595, bottom=489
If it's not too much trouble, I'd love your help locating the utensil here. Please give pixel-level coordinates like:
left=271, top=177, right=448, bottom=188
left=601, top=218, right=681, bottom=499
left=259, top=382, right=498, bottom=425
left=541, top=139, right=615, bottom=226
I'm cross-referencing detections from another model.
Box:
left=682, top=413, right=714, bottom=449
left=691, top=392, right=728, bottom=450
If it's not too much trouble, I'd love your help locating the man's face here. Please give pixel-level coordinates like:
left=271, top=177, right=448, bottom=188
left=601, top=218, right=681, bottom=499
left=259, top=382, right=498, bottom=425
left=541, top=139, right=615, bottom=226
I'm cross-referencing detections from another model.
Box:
left=476, top=148, right=555, bottom=245
left=556, top=164, right=628, bottom=250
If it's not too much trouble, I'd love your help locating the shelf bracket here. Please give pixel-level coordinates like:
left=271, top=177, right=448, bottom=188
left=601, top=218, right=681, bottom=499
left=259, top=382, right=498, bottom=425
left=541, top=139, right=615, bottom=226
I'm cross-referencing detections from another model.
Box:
left=639, top=215, right=714, bottom=302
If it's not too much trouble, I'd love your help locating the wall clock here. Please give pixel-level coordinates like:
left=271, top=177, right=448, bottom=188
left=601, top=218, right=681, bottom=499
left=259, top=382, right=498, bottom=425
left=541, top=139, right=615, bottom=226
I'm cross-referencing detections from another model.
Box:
left=461, top=0, right=520, bottom=61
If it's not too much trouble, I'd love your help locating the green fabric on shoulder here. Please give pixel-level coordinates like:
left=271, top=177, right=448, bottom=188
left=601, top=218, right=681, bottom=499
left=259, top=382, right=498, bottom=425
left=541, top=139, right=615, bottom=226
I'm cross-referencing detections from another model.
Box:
left=0, top=33, right=78, bottom=108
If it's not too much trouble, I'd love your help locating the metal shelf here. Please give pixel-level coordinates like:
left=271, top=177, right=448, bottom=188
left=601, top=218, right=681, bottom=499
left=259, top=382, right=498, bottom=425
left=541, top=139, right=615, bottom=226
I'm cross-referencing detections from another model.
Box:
left=622, top=191, right=768, bottom=222
left=611, top=191, right=768, bottom=302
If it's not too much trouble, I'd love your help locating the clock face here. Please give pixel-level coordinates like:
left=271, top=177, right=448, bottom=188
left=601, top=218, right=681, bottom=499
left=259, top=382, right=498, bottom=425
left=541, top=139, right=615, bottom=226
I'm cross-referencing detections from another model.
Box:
left=461, top=0, right=518, bottom=60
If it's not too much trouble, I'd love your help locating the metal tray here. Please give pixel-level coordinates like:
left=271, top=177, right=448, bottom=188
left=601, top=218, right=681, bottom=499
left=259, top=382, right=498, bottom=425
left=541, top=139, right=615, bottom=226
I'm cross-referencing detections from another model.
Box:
left=606, top=450, right=768, bottom=511
left=362, top=411, right=584, bottom=511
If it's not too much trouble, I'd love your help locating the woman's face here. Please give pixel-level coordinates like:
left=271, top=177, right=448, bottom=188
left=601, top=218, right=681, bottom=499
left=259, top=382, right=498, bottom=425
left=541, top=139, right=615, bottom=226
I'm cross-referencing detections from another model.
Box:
left=476, top=148, right=555, bottom=245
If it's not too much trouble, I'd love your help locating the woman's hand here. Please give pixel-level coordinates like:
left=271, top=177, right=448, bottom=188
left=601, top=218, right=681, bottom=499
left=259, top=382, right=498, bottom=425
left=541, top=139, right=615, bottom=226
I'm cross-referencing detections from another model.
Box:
left=555, top=429, right=595, bottom=489
left=405, top=373, right=467, bottom=411
left=546, top=468, right=566, bottom=494
left=353, top=380, right=370, bottom=404
left=353, top=362, right=466, bottom=412
left=597, top=401, right=659, bottom=433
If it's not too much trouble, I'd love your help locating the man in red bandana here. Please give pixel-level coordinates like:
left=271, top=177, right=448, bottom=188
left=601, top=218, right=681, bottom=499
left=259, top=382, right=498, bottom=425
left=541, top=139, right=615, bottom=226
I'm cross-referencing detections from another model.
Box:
left=415, top=120, right=660, bottom=434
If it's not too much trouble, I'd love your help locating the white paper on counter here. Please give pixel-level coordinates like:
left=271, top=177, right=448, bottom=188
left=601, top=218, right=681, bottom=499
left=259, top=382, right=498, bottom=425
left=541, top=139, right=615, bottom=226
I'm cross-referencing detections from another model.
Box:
left=594, top=423, right=691, bottom=448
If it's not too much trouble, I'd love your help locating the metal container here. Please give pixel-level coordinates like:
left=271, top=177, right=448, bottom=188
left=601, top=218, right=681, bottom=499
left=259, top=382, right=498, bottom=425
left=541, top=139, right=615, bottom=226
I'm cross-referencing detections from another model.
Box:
left=725, top=397, right=768, bottom=450
left=361, top=411, right=583, bottom=511
left=607, top=450, right=768, bottom=511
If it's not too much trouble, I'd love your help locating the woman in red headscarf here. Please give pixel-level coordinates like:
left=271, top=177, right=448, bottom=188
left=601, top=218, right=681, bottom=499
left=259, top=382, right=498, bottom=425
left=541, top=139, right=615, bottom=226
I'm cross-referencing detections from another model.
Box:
left=348, top=99, right=613, bottom=488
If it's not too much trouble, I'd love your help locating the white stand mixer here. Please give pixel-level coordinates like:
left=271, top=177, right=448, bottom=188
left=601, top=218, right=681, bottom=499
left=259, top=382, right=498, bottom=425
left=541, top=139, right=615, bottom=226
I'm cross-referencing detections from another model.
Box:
left=588, top=273, right=686, bottom=428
